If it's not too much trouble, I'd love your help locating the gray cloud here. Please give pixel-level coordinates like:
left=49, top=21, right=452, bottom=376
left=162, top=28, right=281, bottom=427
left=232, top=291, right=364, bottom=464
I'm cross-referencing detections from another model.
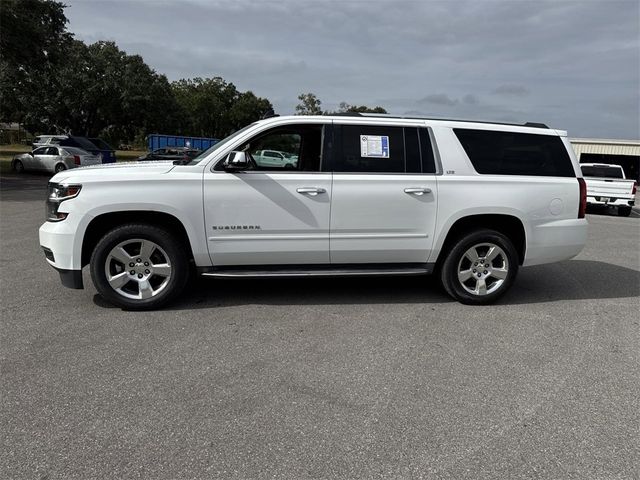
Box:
left=419, top=94, right=459, bottom=107
left=65, top=0, right=639, bottom=139
left=494, top=85, right=530, bottom=96
left=463, top=94, right=480, bottom=105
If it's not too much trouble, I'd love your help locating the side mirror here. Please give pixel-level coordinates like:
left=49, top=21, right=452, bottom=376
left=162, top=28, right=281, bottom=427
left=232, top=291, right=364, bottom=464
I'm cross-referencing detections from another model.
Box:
left=224, top=151, right=250, bottom=171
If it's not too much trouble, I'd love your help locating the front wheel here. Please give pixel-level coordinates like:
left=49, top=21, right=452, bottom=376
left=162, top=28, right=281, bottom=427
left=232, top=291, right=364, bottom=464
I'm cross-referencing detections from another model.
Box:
left=90, top=224, right=190, bottom=310
left=13, top=160, right=24, bottom=173
left=440, top=229, right=519, bottom=305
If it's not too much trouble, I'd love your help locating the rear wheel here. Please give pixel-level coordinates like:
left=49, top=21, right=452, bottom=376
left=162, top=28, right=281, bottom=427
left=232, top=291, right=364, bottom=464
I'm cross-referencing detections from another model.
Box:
left=618, top=206, right=632, bottom=217
left=54, top=163, right=66, bottom=173
left=441, top=229, right=519, bottom=305
left=90, top=224, right=189, bottom=310
left=13, top=160, right=24, bottom=173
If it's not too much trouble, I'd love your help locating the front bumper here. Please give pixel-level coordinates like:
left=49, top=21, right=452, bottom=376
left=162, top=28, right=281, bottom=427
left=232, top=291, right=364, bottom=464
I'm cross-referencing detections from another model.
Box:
left=39, top=219, right=85, bottom=289
left=56, top=268, right=83, bottom=289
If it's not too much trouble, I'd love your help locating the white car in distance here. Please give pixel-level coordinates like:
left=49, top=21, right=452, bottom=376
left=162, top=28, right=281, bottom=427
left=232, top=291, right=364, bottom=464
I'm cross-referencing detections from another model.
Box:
left=579, top=163, right=636, bottom=216
left=13, top=146, right=101, bottom=174
left=39, top=114, right=589, bottom=309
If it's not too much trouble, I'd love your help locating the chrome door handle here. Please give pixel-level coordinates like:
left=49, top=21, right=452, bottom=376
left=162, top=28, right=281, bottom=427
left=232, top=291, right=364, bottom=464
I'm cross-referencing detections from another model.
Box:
left=297, top=187, right=326, bottom=196
left=404, top=187, right=432, bottom=195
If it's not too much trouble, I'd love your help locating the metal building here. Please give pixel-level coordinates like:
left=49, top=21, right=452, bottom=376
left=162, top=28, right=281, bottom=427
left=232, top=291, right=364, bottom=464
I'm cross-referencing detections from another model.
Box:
left=570, top=138, right=640, bottom=182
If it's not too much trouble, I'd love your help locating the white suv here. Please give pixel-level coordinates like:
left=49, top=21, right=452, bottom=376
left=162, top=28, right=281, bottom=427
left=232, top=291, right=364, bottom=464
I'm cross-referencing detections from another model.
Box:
left=39, top=114, right=588, bottom=309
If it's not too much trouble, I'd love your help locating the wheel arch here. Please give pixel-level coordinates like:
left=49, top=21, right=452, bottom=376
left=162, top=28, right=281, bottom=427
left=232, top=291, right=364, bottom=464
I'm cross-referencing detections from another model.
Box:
left=434, top=213, right=527, bottom=266
left=81, top=211, right=195, bottom=267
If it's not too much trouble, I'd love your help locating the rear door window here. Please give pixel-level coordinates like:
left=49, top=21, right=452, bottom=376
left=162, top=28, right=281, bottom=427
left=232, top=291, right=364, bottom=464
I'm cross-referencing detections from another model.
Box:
left=454, top=129, right=574, bottom=177
left=332, top=125, right=434, bottom=174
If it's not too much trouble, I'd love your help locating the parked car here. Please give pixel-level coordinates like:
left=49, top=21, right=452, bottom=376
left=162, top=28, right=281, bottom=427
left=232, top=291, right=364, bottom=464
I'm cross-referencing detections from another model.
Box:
left=13, top=146, right=101, bottom=174
left=58, top=136, right=116, bottom=163
left=32, top=135, right=67, bottom=148
left=580, top=163, right=636, bottom=216
left=87, top=138, right=117, bottom=163
left=253, top=149, right=298, bottom=168
left=39, top=114, right=588, bottom=310
left=138, top=147, right=201, bottom=162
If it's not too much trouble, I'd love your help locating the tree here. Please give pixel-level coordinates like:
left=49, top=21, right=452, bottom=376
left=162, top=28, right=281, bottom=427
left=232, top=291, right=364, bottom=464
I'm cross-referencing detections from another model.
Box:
left=41, top=40, right=179, bottom=143
left=295, top=93, right=323, bottom=115
left=0, top=0, right=72, bottom=125
left=172, top=77, right=273, bottom=138
left=335, top=102, right=387, bottom=114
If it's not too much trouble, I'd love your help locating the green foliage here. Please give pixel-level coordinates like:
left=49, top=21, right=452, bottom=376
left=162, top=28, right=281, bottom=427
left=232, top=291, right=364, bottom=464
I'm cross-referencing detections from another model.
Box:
left=0, top=1, right=385, bottom=147
left=171, top=77, right=273, bottom=138
left=337, top=102, right=387, bottom=114
left=295, top=93, right=323, bottom=115
left=0, top=1, right=272, bottom=144
left=296, top=94, right=388, bottom=116
left=0, top=0, right=72, bottom=126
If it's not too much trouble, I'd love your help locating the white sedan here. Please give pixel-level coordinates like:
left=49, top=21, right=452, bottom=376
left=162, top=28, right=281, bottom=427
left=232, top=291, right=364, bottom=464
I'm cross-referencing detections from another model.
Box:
left=12, top=146, right=102, bottom=174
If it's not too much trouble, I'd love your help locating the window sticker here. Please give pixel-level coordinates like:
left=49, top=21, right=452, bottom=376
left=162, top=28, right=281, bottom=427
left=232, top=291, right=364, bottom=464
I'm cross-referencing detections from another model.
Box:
left=360, top=135, right=389, bottom=158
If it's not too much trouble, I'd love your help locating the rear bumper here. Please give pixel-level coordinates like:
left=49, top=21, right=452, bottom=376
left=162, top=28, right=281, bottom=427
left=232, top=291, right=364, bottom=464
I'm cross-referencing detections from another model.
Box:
left=523, top=218, right=588, bottom=267
left=586, top=196, right=634, bottom=207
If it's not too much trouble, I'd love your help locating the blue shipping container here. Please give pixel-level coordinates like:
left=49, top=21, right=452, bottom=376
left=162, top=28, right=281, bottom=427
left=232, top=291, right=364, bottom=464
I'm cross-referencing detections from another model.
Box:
left=147, top=134, right=219, bottom=152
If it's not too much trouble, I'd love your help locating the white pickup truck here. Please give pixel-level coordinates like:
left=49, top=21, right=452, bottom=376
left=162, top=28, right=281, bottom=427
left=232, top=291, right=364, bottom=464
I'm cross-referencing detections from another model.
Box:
left=39, top=114, right=589, bottom=310
left=580, top=163, right=636, bottom=216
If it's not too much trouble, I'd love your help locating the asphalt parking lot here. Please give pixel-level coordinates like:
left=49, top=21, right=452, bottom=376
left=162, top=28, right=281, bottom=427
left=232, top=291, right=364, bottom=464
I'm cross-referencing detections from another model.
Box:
left=1, top=173, right=639, bottom=479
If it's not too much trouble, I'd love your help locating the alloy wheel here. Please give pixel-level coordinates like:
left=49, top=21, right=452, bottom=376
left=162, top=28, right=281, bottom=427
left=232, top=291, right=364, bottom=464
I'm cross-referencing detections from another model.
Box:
left=457, top=242, right=509, bottom=296
left=104, top=238, right=172, bottom=300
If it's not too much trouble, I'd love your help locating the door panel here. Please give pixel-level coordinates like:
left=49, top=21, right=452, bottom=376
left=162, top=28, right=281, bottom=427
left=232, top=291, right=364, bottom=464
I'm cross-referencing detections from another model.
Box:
left=330, top=175, right=438, bottom=263
left=204, top=172, right=332, bottom=265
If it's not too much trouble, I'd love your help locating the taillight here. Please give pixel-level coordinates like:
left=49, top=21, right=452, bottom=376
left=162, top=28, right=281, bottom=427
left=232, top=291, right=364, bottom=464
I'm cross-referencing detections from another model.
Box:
left=633, top=182, right=637, bottom=195
left=74, top=155, right=80, bottom=165
left=578, top=178, right=587, bottom=218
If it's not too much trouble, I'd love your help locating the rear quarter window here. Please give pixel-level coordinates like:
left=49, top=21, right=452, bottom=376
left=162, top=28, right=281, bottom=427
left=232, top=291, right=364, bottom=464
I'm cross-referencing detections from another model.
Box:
left=454, top=129, right=574, bottom=177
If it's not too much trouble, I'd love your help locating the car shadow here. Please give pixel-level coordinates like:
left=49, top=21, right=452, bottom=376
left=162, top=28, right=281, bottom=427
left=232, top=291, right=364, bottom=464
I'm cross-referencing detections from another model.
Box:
left=91, top=259, right=638, bottom=311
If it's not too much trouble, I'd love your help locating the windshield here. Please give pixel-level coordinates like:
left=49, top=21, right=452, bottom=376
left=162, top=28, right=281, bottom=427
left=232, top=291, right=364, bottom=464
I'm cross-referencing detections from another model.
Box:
left=580, top=165, right=624, bottom=179
left=186, top=123, right=257, bottom=165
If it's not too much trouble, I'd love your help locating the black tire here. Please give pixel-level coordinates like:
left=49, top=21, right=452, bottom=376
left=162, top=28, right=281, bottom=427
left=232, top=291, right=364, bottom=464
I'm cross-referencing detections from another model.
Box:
left=90, top=224, right=190, bottom=310
left=617, top=206, right=632, bottom=217
left=13, top=160, right=24, bottom=173
left=54, top=163, right=66, bottom=173
left=440, top=229, right=519, bottom=305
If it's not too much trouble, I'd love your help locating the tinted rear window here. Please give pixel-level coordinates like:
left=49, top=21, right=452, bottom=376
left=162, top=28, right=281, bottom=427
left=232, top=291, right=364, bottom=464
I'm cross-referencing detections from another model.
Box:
left=60, top=137, right=98, bottom=150
left=580, top=165, right=623, bottom=179
left=454, top=129, right=574, bottom=177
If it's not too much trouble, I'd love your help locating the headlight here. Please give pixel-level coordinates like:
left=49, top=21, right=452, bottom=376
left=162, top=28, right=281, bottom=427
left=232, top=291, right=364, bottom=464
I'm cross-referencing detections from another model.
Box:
left=46, top=183, right=81, bottom=222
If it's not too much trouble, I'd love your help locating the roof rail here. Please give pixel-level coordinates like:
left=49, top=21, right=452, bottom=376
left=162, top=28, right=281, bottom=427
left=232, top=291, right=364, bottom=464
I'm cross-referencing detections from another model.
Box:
left=330, top=112, right=549, bottom=128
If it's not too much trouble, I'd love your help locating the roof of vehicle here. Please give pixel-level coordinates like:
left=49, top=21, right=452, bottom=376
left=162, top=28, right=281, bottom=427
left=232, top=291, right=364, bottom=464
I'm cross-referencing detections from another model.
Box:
left=60, top=146, right=92, bottom=155
left=580, top=163, right=624, bottom=168
left=59, top=136, right=100, bottom=150
left=87, top=138, right=114, bottom=150
left=330, top=112, right=549, bottom=128
left=256, top=114, right=565, bottom=135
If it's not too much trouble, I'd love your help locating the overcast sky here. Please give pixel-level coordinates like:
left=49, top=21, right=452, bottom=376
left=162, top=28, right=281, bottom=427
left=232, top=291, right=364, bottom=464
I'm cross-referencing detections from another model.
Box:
left=67, top=0, right=639, bottom=139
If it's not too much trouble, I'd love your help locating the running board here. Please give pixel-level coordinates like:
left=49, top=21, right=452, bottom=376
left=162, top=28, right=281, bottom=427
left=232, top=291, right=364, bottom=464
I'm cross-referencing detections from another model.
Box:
left=200, top=263, right=434, bottom=279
